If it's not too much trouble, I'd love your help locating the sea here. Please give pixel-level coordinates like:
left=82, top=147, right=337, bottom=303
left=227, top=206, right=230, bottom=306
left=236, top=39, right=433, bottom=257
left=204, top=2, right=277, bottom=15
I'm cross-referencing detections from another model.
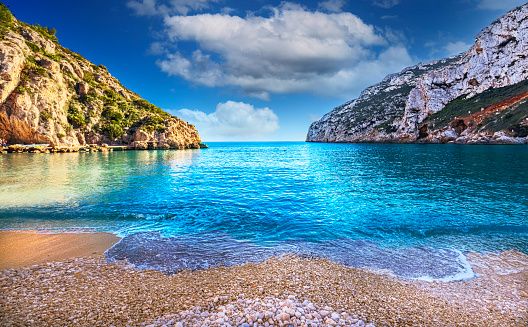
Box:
left=1, top=142, right=527, bottom=281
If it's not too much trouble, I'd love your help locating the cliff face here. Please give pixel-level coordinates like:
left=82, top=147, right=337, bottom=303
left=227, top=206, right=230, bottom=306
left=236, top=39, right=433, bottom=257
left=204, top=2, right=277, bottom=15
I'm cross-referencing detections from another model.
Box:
left=307, top=4, right=528, bottom=144
left=0, top=5, right=202, bottom=149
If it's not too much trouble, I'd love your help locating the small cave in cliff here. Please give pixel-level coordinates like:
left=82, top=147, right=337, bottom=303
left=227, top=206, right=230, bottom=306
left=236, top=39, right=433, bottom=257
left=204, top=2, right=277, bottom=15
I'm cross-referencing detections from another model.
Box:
left=418, top=124, right=429, bottom=139
left=450, top=119, right=468, bottom=134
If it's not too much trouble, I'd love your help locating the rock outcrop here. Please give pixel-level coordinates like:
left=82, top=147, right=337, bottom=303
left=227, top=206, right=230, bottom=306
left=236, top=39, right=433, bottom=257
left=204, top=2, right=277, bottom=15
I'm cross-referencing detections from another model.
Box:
left=307, top=4, right=528, bottom=144
left=0, top=5, right=202, bottom=149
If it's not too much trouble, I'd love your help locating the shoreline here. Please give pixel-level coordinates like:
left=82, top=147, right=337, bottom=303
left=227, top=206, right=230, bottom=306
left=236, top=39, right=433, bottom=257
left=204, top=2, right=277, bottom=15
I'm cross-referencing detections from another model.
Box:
left=0, top=231, right=526, bottom=326
left=0, top=143, right=208, bottom=154
left=305, top=139, right=528, bottom=145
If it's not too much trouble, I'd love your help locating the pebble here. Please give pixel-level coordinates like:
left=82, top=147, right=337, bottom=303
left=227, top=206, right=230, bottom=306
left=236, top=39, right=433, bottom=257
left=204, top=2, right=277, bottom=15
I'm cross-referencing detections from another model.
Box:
left=1, top=254, right=524, bottom=326
left=147, top=296, right=372, bottom=327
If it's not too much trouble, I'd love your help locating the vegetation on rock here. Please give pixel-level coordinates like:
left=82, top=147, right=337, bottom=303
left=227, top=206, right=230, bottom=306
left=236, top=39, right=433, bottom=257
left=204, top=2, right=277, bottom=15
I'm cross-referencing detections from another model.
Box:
left=425, top=79, right=528, bottom=130
left=0, top=3, right=14, bottom=37
left=307, top=4, right=528, bottom=144
left=0, top=4, right=202, bottom=149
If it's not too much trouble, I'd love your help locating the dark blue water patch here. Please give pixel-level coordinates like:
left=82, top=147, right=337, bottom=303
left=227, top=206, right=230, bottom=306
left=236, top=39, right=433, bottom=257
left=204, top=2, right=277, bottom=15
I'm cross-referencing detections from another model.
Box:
left=105, top=232, right=474, bottom=281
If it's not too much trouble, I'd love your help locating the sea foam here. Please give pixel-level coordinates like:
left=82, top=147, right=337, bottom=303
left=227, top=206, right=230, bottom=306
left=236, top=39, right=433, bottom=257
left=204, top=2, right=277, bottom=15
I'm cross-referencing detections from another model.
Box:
left=106, top=232, right=475, bottom=281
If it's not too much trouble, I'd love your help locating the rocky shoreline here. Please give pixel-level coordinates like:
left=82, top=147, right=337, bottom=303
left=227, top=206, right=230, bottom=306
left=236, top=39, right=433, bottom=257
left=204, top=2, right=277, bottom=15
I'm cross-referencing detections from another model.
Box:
left=415, top=131, right=527, bottom=145
left=1, top=250, right=526, bottom=326
left=306, top=130, right=528, bottom=144
left=0, top=142, right=208, bottom=154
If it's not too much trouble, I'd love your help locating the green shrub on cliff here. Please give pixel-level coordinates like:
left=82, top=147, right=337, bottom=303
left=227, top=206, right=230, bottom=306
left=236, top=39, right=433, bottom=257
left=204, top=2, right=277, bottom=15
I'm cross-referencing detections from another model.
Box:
left=25, top=56, right=49, bottom=77
left=101, top=122, right=124, bottom=140
left=25, top=41, right=40, bottom=52
left=83, top=71, right=95, bottom=84
left=29, top=24, right=58, bottom=43
left=67, top=103, right=86, bottom=128
left=102, top=105, right=124, bottom=123
left=133, top=99, right=171, bottom=118
left=426, top=79, right=528, bottom=129
left=0, top=3, right=14, bottom=38
left=40, top=110, right=52, bottom=123
left=141, top=114, right=167, bottom=133
left=481, top=101, right=528, bottom=136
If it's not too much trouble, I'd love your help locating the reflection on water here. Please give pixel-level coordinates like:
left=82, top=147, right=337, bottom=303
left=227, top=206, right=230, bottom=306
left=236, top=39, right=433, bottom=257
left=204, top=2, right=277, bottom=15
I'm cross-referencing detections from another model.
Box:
left=0, top=150, right=201, bottom=207
left=0, top=152, right=104, bottom=207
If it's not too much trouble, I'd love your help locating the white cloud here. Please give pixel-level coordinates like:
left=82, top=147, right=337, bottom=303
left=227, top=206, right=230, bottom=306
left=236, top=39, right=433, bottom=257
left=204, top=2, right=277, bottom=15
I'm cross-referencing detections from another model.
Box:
left=147, top=41, right=166, bottom=55
left=444, top=41, right=472, bottom=56
left=477, top=0, right=525, bottom=10
left=157, top=4, right=414, bottom=99
left=318, top=0, right=345, bottom=13
left=127, top=0, right=219, bottom=16
left=174, top=101, right=279, bottom=141
left=372, top=0, right=400, bottom=9
left=128, top=0, right=160, bottom=16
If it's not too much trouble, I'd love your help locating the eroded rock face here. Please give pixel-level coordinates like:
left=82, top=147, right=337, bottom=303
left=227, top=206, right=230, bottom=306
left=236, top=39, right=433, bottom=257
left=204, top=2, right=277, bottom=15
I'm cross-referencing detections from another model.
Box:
left=307, top=4, right=528, bottom=144
left=306, top=58, right=458, bottom=142
left=0, top=8, right=202, bottom=149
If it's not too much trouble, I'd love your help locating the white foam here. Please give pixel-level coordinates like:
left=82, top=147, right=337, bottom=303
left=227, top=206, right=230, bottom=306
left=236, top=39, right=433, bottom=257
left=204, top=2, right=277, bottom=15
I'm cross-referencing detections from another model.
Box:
left=412, top=250, right=476, bottom=282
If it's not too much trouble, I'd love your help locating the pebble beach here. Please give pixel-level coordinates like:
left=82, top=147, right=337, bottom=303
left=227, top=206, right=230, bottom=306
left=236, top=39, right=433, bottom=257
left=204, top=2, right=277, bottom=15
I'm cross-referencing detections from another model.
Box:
left=0, top=232, right=526, bottom=327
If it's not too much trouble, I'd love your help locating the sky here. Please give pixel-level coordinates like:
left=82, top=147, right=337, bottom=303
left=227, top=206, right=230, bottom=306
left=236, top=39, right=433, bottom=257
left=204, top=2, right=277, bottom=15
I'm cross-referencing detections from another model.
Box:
left=4, top=0, right=525, bottom=141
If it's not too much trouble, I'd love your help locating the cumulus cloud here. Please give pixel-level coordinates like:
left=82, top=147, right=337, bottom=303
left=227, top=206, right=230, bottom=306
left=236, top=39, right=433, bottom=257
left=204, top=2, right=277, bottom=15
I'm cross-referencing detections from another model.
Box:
left=444, top=41, right=472, bottom=56
left=174, top=101, right=279, bottom=141
left=156, top=4, right=413, bottom=99
left=127, top=0, right=219, bottom=16
left=372, top=0, right=400, bottom=9
left=318, top=0, right=345, bottom=13
left=477, top=0, right=525, bottom=10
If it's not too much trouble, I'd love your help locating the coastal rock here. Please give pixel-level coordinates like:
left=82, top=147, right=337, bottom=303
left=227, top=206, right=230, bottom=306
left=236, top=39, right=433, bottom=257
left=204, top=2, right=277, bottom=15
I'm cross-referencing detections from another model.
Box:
left=0, top=5, right=202, bottom=149
left=441, top=129, right=458, bottom=142
left=75, top=82, right=89, bottom=97
left=307, top=4, right=528, bottom=144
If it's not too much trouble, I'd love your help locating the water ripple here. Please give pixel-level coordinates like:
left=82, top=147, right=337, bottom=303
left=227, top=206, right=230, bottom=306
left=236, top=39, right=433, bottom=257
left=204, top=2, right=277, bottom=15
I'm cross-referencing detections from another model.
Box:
left=1, top=142, right=527, bottom=277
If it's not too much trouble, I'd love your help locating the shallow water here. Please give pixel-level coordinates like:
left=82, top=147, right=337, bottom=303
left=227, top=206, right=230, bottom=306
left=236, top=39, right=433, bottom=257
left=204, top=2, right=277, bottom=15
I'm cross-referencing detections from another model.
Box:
left=1, top=142, right=527, bottom=280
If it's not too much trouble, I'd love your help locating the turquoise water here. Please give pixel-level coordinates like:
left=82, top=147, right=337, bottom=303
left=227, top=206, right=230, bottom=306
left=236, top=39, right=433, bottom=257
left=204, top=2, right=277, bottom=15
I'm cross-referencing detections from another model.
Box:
left=0, top=143, right=527, bottom=279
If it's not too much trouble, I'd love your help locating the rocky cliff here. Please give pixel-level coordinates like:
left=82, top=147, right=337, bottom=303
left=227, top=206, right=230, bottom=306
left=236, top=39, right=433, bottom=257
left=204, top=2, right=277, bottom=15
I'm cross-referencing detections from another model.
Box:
left=307, top=4, right=528, bottom=144
left=0, top=4, right=202, bottom=149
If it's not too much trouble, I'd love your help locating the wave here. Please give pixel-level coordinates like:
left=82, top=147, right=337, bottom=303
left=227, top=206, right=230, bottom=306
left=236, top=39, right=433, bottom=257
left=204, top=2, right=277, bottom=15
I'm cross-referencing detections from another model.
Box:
left=105, top=232, right=475, bottom=282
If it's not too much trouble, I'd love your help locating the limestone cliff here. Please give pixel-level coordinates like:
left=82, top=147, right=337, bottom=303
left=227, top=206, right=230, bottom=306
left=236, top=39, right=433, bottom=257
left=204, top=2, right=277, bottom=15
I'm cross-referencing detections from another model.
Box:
left=0, top=5, right=202, bottom=149
left=307, top=4, right=528, bottom=144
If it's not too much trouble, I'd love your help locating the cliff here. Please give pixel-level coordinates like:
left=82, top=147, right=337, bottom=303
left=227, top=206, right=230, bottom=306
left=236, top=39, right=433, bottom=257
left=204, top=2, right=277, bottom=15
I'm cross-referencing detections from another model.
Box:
left=307, top=4, right=528, bottom=144
left=0, top=4, right=202, bottom=149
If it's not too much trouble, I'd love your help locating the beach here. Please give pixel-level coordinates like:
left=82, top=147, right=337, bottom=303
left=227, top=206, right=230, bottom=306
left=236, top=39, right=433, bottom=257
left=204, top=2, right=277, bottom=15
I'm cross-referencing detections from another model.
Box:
left=0, top=231, right=526, bottom=326
left=0, top=231, right=120, bottom=269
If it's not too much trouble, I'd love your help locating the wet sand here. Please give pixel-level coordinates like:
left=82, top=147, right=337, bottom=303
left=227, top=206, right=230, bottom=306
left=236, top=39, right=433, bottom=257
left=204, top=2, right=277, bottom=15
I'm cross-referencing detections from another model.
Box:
left=0, top=231, right=526, bottom=326
left=0, top=231, right=120, bottom=269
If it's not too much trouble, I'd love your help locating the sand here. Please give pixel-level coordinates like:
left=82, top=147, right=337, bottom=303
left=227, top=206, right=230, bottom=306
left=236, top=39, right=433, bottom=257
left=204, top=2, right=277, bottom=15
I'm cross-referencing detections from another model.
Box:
left=0, top=231, right=119, bottom=269
left=0, top=231, right=526, bottom=326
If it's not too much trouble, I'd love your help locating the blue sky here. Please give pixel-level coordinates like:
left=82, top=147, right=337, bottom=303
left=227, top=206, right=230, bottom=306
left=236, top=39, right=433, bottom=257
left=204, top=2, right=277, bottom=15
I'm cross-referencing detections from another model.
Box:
left=5, top=0, right=525, bottom=141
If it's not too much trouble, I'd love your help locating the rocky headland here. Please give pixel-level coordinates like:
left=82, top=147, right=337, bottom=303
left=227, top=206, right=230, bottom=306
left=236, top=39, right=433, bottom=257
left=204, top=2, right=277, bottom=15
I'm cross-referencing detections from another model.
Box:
left=0, top=4, right=203, bottom=151
left=307, top=4, right=528, bottom=144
